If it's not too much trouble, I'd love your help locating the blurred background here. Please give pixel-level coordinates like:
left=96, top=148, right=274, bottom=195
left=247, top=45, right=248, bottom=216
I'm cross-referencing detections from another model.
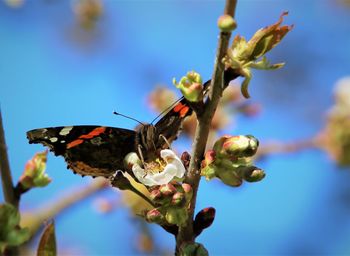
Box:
left=1, top=0, right=350, bottom=255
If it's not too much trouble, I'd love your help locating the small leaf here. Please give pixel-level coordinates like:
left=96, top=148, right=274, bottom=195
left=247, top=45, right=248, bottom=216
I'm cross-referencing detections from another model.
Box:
left=0, top=203, right=30, bottom=253
left=37, top=221, right=57, bottom=256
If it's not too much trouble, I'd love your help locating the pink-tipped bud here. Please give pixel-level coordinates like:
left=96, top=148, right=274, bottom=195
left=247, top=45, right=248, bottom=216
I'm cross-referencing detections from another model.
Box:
left=173, top=71, right=204, bottom=102
left=146, top=208, right=164, bottom=223
left=202, top=150, right=216, bottom=168
left=181, top=183, right=192, bottom=194
left=171, top=192, right=186, bottom=207
left=160, top=183, right=177, bottom=196
left=19, top=150, right=51, bottom=189
left=235, top=166, right=266, bottom=182
left=149, top=189, right=163, bottom=202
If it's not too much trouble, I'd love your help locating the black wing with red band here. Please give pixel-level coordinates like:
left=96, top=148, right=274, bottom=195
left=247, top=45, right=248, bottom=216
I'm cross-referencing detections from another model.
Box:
left=27, top=98, right=192, bottom=178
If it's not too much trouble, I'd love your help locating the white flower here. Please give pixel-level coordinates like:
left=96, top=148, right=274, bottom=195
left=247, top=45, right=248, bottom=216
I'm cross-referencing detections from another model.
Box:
left=127, top=149, right=186, bottom=186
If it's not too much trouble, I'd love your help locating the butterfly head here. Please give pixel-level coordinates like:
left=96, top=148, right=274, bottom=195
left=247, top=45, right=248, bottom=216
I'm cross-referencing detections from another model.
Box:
left=137, top=124, right=157, bottom=153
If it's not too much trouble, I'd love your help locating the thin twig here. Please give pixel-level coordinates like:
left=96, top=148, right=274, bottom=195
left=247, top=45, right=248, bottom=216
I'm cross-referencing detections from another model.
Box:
left=175, top=0, right=238, bottom=252
left=0, top=110, right=18, bottom=208
left=256, top=137, right=318, bottom=159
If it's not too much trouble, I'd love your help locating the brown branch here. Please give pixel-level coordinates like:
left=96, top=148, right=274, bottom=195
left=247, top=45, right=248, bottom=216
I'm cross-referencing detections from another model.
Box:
left=0, top=110, right=18, bottom=208
left=175, top=0, right=238, bottom=252
left=21, top=178, right=109, bottom=236
left=256, top=137, right=319, bottom=159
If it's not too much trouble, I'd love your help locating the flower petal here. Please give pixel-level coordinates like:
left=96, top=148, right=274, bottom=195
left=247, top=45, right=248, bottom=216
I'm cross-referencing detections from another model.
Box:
left=131, top=149, right=186, bottom=186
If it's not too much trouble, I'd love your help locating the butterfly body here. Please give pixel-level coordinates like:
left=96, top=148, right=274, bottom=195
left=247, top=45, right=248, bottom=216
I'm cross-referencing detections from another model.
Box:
left=27, top=100, right=192, bottom=178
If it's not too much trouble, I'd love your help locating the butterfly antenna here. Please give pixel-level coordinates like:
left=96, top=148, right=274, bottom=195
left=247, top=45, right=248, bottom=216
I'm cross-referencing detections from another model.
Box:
left=113, top=111, right=145, bottom=126
left=150, top=97, right=184, bottom=125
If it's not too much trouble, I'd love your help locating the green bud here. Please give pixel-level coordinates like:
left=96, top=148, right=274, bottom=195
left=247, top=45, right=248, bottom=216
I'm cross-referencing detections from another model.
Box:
left=179, top=242, right=209, bottom=256
left=165, top=208, right=188, bottom=226
left=173, top=71, right=204, bottom=102
left=149, top=189, right=163, bottom=202
left=160, top=183, right=177, bottom=196
left=181, top=183, right=193, bottom=202
left=217, top=14, right=237, bottom=32
left=171, top=192, right=186, bottom=207
left=235, top=166, right=265, bottom=182
left=19, top=150, right=51, bottom=189
left=214, top=135, right=259, bottom=158
left=145, top=208, right=164, bottom=224
left=215, top=167, right=242, bottom=187
left=200, top=165, right=216, bottom=180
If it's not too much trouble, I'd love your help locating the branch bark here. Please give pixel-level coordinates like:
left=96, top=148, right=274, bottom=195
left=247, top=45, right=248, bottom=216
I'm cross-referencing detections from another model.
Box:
left=0, top=110, right=18, bottom=209
left=175, top=0, right=238, bottom=252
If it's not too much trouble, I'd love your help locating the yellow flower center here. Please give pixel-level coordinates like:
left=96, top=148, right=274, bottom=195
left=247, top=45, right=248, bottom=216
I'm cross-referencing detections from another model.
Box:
left=143, top=158, right=167, bottom=175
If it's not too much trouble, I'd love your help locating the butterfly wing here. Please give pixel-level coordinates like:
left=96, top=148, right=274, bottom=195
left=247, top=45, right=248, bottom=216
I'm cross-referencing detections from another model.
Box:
left=27, top=126, right=136, bottom=177
left=154, top=97, right=192, bottom=148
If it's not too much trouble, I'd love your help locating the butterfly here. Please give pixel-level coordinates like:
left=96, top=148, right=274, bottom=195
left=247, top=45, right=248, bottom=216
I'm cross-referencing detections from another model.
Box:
left=27, top=98, right=192, bottom=178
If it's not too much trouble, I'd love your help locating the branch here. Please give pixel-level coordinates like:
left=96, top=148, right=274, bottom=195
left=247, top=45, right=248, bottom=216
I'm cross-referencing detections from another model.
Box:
left=175, top=0, right=238, bottom=252
left=256, top=137, right=318, bottom=159
left=0, top=110, right=18, bottom=208
left=21, top=178, right=109, bottom=236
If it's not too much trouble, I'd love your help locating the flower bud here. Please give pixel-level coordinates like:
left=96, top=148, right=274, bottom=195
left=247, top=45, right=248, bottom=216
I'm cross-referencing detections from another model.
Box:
left=19, top=150, right=51, bottom=189
left=217, top=15, right=237, bottom=32
left=235, top=166, right=265, bottom=182
left=159, top=183, right=177, bottom=196
left=149, top=188, right=163, bottom=202
left=194, top=207, right=216, bottom=237
left=215, top=167, right=242, bottom=187
left=145, top=208, right=164, bottom=224
left=165, top=208, right=188, bottom=226
left=214, top=135, right=259, bottom=158
left=202, top=150, right=216, bottom=168
left=173, top=71, right=204, bottom=102
left=181, top=151, right=191, bottom=169
left=171, top=192, right=186, bottom=207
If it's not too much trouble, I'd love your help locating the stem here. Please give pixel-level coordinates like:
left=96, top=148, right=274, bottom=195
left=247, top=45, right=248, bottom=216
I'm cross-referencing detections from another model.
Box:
left=175, top=0, right=237, bottom=252
left=0, top=110, right=18, bottom=208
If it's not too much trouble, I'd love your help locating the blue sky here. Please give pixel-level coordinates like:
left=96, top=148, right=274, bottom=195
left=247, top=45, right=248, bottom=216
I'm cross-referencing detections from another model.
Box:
left=1, top=0, right=350, bottom=255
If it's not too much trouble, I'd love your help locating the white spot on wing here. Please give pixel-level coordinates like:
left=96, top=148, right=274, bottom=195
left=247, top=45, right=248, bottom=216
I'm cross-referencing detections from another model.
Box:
left=50, top=137, right=58, bottom=143
left=60, top=140, right=66, bottom=143
left=59, top=126, right=73, bottom=136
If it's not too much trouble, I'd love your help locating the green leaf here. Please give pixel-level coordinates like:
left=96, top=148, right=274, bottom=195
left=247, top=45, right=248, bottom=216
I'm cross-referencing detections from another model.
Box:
left=240, top=68, right=252, bottom=98
left=250, top=56, right=285, bottom=70
left=37, top=221, right=57, bottom=256
left=0, top=203, right=30, bottom=253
